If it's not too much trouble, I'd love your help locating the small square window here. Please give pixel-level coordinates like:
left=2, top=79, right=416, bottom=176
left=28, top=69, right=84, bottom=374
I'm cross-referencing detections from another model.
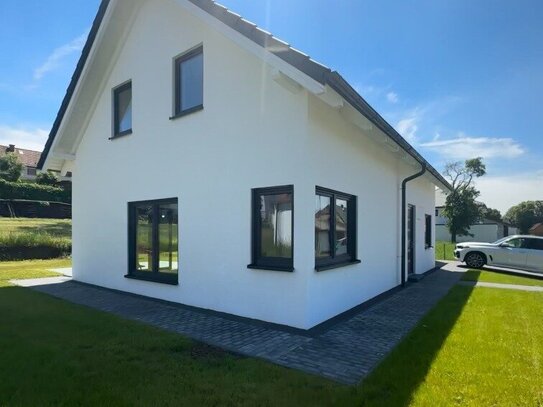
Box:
left=174, top=46, right=203, bottom=117
left=27, top=167, right=37, bottom=176
left=113, top=81, right=132, bottom=138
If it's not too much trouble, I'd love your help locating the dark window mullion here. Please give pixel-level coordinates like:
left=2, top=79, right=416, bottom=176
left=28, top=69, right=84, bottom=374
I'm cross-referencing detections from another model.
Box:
left=175, top=59, right=181, bottom=114
left=330, top=194, right=336, bottom=259
left=152, top=204, right=160, bottom=274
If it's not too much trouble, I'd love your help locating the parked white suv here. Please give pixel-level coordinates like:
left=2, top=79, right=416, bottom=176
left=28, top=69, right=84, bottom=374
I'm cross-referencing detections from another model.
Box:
left=454, top=235, right=543, bottom=272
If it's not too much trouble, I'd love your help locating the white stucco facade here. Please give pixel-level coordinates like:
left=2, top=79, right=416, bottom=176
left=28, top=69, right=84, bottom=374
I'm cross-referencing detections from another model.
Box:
left=43, top=0, right=446, bottom=329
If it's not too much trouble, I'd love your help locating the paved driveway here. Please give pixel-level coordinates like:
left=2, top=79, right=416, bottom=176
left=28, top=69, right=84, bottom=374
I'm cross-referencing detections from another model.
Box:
left=12, top=263, right=463, bottom=384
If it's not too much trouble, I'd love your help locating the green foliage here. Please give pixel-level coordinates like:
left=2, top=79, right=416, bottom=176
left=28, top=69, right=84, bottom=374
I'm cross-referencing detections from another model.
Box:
left=443, top=157, right=486, bottom=242
left=36, top=171, right=59, bottom=186
left=0, top=153, right=23, bottom=182
left=0, top=178, right=70, bottom=203
left=504, top=200, right=543, bottom=233
left=481, top=205, right=502, bottom=222
left=0, top=218, right=71, bottom=261
left=443, top=186, right=482, bottom=242
left=0, top=232, right=71, bottom=260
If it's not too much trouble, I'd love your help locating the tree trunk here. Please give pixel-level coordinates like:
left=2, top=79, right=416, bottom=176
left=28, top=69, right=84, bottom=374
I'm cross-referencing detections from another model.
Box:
left=450, top=230, right=457, bottom=244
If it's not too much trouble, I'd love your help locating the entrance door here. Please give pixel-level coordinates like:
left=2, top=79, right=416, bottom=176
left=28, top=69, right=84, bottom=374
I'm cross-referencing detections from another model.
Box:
left=407, top=204, right=415, bottom=274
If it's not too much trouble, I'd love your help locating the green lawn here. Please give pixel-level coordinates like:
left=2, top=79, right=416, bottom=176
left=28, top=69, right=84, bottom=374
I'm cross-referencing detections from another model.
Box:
left=463, top=269, right=543, bottom=287
left=1, top=261, right=543, bottom=405
left=0, top=217, right=71, bottom=237
left=435, top=241, right=456, bottom=260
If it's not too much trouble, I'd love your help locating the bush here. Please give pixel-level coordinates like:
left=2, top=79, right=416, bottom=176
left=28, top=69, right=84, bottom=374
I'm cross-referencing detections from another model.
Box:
left=0, top=231, right=71, bottom=261
left=36, top=171, right=59, bottom=186
left=0, top=179, right=70, bottom=203
left=0, top=153, right=23, bottom=182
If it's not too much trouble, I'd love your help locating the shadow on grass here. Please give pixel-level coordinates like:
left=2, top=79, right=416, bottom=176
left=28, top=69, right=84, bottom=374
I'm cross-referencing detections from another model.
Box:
left=358, top=283, right=474, bottom=406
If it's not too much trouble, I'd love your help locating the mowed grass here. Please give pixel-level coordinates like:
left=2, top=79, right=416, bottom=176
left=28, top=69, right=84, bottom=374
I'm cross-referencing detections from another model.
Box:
left=463, top=269, right=543, bottom=287
left=435, top=241, right=456, bottom=260
left=0, top=217, right=71, bottom=237
left=0, top=258, right=70, bottom=287
left=1, top=261, right=543, bottom=405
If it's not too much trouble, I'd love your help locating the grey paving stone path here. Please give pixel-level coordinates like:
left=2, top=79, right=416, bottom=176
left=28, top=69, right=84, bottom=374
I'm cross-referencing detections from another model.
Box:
left=459, top=280, right=543, bottom=292
left=11, top=263, right=463, bottom=385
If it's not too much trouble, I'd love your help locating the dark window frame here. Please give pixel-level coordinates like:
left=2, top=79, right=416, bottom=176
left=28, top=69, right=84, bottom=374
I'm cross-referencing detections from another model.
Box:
left=425, top=214, right=433, bottom=249
left=248, top=185, right=294, bottom=272
left=315, top=186, right=359, bottom=271
left=171, top=45, right=204, bottom=120
left=111, top=81, right=133, bottom=139
left=126, top=197, right=178, bottom=285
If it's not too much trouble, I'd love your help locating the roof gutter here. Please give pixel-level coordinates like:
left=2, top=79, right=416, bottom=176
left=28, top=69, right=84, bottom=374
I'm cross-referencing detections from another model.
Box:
left=401, top=163, right=427, bottom=287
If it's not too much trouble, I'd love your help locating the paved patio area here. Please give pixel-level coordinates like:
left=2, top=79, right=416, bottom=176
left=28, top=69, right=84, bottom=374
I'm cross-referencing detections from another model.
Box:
left=12, top=263, right=463, bottom=384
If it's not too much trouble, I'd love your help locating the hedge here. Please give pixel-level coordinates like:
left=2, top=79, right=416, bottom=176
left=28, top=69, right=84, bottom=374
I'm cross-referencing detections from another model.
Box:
left=0, top=179, right=70, bottom=203
left=0, top=232, right=71, bottom=261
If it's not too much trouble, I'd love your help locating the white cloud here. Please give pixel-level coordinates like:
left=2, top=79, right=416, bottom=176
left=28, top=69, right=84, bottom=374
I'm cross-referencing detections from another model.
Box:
left=475, top=172, right=543, bottom=213
left=396, top=113, right=420, bottom=144
left=386, top=91, right=399, bottom=104
left=420, top=135, right=524, bottom=160
left=33, top=31, right=88, bottom=81
left=0, top=125, right=50, bottom=151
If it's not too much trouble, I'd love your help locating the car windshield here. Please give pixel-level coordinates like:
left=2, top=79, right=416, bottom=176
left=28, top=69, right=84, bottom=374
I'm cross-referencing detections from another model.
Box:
left=492, top=237, right=511, bottom=245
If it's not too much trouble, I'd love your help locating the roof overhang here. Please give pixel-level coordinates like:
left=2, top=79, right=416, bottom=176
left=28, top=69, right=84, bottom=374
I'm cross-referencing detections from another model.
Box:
left=38, top=0, right=452, bottom=193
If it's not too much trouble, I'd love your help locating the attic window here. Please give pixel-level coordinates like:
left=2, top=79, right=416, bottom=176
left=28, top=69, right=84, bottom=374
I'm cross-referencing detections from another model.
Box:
left=172, top=46, right=203, bottom=118
left=112, top=81, right=132, bottom=138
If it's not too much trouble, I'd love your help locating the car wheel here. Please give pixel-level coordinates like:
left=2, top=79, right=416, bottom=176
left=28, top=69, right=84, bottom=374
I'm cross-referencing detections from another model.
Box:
left=465, top=252, right=486, bottom=269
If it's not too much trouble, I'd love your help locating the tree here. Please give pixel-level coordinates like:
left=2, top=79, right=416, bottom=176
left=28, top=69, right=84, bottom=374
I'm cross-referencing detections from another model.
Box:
left=36, top=171, right=59, bottom=186
left=481, top=205, right=502, bottom=222
left=442, top=157, right=486, bottom=242
left=504, top=201, right=543, bottom=233
left=0, top=153, right=23, bottom=182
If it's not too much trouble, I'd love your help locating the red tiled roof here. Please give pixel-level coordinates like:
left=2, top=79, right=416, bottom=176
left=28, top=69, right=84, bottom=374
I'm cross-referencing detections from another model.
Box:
left=0, top=145, right=42, bottom=168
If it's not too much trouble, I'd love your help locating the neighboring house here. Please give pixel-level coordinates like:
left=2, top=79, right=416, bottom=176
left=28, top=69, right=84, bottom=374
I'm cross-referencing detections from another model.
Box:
left=435, top=206, right=518, bottom=243
left=0, top=144, right=72, bottom=182
left=529, top=223, right=543, bottom=236
left=38, top=0, right=451, bottom=329
left=0, top=144, right=42, bottom=180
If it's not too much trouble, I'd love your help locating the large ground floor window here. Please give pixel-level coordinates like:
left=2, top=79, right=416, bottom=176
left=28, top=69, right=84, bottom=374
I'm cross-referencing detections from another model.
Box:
left=127, top=198, right=178, bottom=285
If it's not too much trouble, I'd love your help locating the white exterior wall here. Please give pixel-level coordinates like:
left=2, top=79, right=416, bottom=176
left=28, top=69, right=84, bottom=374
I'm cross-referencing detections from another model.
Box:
left=436, top=224, right=499, bottom=243
left=303, top=97, right=436, bottom=327
left=71, top=0, right=438, bottom=329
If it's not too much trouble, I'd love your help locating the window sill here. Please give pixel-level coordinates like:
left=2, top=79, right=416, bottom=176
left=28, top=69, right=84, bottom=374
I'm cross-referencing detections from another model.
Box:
left=169, top=105, right=203, bottom=120
left=315, top=259, right=361, bottom=272
left=124, top=273, right=178, bottom=285
left=247, top=264, right=294, bottom=272
left=425, top=246, right=434, bottom=250
left=109, top=129, right=132, bottom=140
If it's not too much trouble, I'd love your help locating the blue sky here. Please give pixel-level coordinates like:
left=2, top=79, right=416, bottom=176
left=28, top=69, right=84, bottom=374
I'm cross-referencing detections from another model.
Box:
left=0, top=0, right=541, bottom=212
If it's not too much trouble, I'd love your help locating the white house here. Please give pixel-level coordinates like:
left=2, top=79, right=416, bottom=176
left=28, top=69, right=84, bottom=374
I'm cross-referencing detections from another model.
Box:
left=38, top=0, right=451, bottom=329
left=435, top=206, right=518, bottom=243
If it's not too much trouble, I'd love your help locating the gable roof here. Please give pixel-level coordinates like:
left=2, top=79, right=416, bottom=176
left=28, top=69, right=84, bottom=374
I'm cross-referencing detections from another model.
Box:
left=0, top=145, right=41, bottom=168
left=530, top=223, right=543, bottom=231
left=38, top=0, right=451, bottom=192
